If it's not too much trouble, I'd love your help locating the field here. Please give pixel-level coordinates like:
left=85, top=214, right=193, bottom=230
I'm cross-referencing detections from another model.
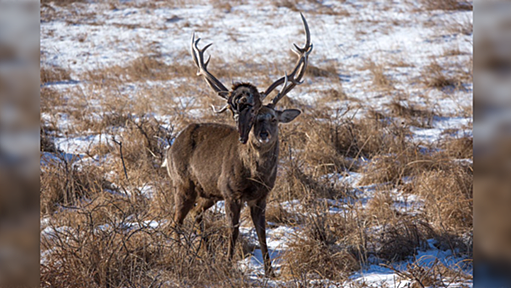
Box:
left=40, top=0, right=473, bottom=286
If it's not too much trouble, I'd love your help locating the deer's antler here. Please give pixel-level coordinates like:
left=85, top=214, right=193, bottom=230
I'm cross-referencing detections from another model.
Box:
left=191, top=34, right=230, bottom=99
left=262, top=13, right=313, bottom=106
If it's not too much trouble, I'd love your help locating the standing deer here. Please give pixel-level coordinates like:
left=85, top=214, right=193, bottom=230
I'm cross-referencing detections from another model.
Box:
left=165, top=13, right=312, bottom=277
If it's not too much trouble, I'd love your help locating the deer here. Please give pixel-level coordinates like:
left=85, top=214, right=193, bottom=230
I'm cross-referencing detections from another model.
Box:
left=164, top=13, right=312, bottom=277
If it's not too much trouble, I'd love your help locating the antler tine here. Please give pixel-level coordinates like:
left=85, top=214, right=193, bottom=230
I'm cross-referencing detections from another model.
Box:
left=210, top=104, right=229, bottom=114
left=191, top=33, right=230, bottom=99
left=263, top=13, right=313, bottom=105
left=268, top=74, right=288, bottom=107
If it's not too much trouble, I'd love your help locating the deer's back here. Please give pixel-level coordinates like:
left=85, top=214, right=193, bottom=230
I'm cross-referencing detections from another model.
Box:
left=167, top=123, right=241, bottom=197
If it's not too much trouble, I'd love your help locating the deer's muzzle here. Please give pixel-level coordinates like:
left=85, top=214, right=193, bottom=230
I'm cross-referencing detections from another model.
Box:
left=236, top=106, right=255, bottom=144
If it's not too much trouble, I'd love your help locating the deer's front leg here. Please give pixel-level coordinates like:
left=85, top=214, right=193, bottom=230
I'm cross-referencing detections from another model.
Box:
left=249, top=199, right=275, bottom=278
left=225, top=198, right=242, bottom=261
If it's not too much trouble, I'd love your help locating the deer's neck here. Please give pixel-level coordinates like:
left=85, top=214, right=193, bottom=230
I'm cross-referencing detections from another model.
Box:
left=241, top=138, right=279, bottom=178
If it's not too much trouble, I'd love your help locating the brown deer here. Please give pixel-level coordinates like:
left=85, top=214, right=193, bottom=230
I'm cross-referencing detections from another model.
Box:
left=165, top=13, right=312, bottom=277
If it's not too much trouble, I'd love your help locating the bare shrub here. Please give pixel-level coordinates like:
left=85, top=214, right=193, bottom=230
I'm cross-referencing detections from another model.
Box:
left=40, top=154, right=116, bottom=215
left=109, top=115, right=173, bottom=182
left=41, top=197, right=248, bottom=288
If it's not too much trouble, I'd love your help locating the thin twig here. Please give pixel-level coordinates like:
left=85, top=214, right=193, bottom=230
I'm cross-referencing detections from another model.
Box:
left=112, top=136, right=129, bottom=181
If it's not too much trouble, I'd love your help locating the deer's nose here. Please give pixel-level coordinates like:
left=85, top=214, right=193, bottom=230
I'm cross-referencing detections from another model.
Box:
left=260, top=131, right=269, bottom=139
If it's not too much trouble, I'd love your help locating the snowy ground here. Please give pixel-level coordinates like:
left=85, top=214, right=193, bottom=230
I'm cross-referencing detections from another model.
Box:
left=41, top=0, right=472, bottom=286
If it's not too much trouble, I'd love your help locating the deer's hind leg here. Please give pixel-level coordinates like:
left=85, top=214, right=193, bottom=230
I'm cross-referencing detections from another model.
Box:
left=171, top=180, right=197, bottom=241
left=190, top=197, right=215, bottom=252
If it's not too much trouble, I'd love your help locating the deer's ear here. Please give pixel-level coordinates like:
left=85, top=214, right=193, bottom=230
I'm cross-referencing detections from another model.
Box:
left=277, top=109, right=301, bottom=123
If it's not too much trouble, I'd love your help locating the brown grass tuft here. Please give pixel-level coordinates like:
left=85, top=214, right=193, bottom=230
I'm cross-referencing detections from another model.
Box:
left=411, top=163, right=473, bottom=233
left=420, top=0, right=472, bottom=11
left=362, top=60, right=394, bottom=91
left=41, top=66, right=72, bottom=85
left=421, top=61, right=460, bottom=90
left=358, top=146, right=448, bottom=186
left=281, top=212, right=361, bottom=281
left=41, top=0, right=86, bottom=6
left=384, top=255, right=473, bottom=287
left=271, top=164, right=349, bottom=202
left=40, top=124, right=58, bottom=153
left=440, top=135, right=473, bottom=159
left=83, top=56, right=195, bottom=84
left=265, top=203, right=301, bottom=226
left=388, top=101, right=436, bottom=128
left=273, top=0, right=300, bottom=11
left=376, top=219, right=430, bottom=262
left=307, top=63, right=339, bottom=80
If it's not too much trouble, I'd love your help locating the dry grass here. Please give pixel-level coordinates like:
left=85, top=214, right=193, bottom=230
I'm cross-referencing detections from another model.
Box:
left=265, top=203, right=302, bottom=226
left=448, top=18, right=473, bottom=36
left=40, top=122, right=58, bottom=153
left=440, top=135, right=473, bottom=159
left=40, top=153, right=117, bottom=215
left=376, top=219, right=431, bottom=262
left=383, top=255, right=472, bottom=287
left=83, top=56, right=195, bottom=84
left=41, top=197, right=249, bottom=287
left=420, top=61, right=460, bottom=90
left=388, top=101, right=436, bottom=128
left=307, top=63, right=339, bottom=80
left=420, top=0, right=473, bottom=11
left=41, top=0, right=86, bottom=5
left=359, top=143, right=463, bottom=186
left=362, top=60, right=394, bottom=91
left=411, top=163, right=473, bottom=233
left=273, top=0, right=300, bottom=12
left=41, top=66, right=72, bottom=85
left=281, top=211, right=361, bottom=281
